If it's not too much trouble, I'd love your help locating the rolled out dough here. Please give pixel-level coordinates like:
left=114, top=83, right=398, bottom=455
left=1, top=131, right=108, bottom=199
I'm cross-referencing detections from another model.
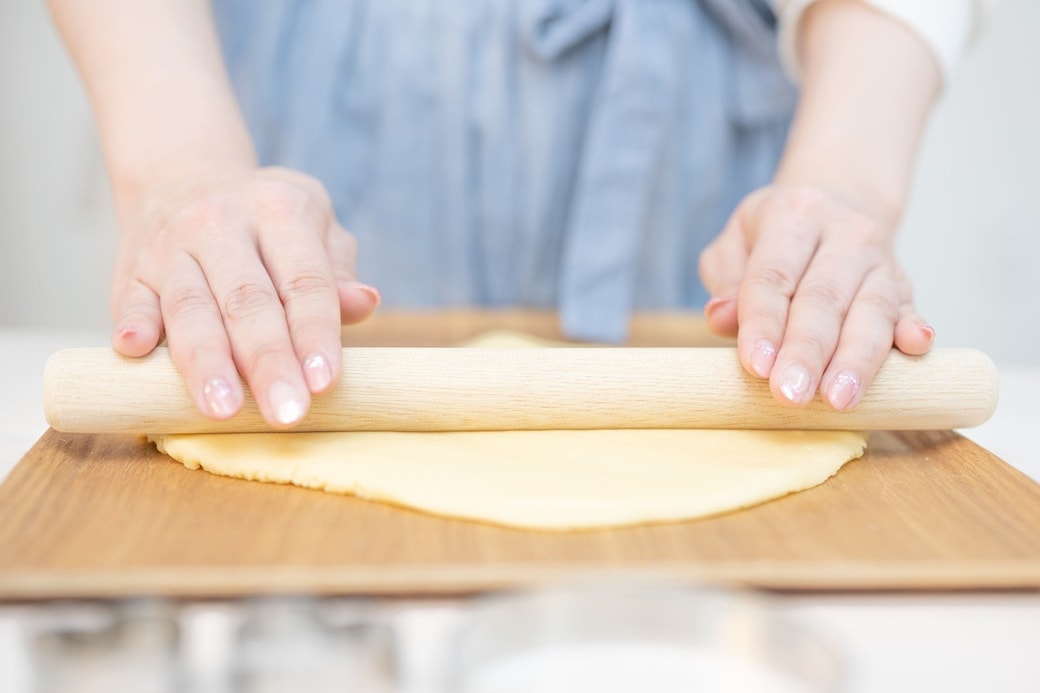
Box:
left=153, top=429, right=865, bottom=531
left=151, top=331, right=865, bottom=530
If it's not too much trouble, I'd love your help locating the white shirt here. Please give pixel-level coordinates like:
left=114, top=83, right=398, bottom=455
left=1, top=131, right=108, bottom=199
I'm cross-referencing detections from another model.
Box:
left=775, top=0, right=989, bottom=84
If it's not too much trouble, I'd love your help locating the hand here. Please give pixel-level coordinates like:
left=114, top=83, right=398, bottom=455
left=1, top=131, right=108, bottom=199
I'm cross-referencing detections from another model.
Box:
left=110, top=165, right=380, bottom=427
left=699, top=184, right=934, bottom=410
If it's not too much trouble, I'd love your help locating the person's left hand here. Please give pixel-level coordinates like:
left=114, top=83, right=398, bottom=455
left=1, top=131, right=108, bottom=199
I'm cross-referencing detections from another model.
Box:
left=698, top=184, right=934, bottom=411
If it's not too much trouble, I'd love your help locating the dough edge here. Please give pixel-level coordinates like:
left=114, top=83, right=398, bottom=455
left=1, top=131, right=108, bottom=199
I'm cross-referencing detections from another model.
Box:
left=151, top=429, right=867, bottom=532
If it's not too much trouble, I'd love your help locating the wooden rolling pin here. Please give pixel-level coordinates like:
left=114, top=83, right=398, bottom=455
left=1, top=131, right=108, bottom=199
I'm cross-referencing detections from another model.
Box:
left=43, top=347, right=998, bottom=434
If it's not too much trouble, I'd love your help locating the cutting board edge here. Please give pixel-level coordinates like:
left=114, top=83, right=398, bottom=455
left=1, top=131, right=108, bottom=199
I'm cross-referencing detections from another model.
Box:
left=3, top=561, right=1040, bottom=602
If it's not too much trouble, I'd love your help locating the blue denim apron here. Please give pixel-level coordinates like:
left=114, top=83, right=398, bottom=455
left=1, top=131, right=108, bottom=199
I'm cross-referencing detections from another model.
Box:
left=212, top=0, right=796, bottom=341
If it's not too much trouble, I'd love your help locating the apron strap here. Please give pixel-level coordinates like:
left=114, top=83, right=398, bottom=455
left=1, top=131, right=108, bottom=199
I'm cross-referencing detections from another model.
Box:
left=526, top=0, right=678, bottom=342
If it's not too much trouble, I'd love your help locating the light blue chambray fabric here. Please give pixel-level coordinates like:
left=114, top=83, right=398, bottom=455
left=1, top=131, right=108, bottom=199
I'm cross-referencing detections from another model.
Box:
left=211, top=0, right=796, bottom=342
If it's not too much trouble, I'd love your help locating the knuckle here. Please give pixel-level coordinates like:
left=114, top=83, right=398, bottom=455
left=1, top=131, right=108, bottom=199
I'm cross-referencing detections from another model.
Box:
left=786, top=330, right=831, bottom=364
left=798, top=282, right=849, bottom=319
left=698, top=247, right=718, bottom=284
left=258, top=181, right=307, bottom=216
left=847, top=216, right=884, bottom=246
left=291, top=172, right=334, bottom=210
left=328, top=226, right=357, bottom=256
left=220, top=280, right=279, bottom=322
left=858, top=290, right=901, bottom=322
left=242, top=342, right=286, bottom=378
left=279, top=269, right=336, bottom=302
left=138, top=238, right=167, bottom=268
left=773, top=185, right=828, bottom=221
left=900, top=282, right=915, bottom=307
left=749, top=265, right=798, bottom=295
left=255, top=181, right=327, bottom=230
left=164, top=285, right=213, bottom=321
left=340, top=230, right=357, bottom=255
left=119, top=300, right=158, bottom=322
left=177, top=194, right=231, bottom=235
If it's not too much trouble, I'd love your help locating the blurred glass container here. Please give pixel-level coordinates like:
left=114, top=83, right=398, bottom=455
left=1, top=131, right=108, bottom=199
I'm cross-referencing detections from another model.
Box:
left=30, top=599, right=181, bottom=693
left=450, top=580, right=843, bottom=693
left=230, top=596, right=392, bottom=693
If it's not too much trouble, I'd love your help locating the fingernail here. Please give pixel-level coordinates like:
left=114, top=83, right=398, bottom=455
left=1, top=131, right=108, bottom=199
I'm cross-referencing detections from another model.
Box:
left=750, top=339, right=777, bottom=378
left=354, top=283, right=381, bottom=307
left=303, top=352, right=332, bottom=392
left=827, top=370, right=860, bottom=411
left=779, top=363, right=812, bottom=403
left=203, top=377, right=239, bottom=419
left=919, top=323, right=935, bottom=341
left=704, top=296, right=732, bottom=319
left=268, top=380, right=306, bottom=425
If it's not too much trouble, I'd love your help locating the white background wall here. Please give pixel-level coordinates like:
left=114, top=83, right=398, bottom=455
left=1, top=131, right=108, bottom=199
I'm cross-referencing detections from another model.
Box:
left=2, top=0, right=1038, bottom=367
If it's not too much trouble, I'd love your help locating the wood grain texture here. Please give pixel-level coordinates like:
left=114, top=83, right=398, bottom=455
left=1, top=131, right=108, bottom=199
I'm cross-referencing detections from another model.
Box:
left=2, top=312, right=1038, bottom=599
left=1, top=428, right=1039, bottom=599
left=44, top=347, right=998, bottom=434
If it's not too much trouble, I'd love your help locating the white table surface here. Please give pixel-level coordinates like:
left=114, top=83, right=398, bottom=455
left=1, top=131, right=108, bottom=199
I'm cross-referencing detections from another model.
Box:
left=1, top=329, right=1038, bottom=692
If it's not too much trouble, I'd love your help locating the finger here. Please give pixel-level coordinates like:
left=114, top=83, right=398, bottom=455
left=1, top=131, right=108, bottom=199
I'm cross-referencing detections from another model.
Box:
left=735, top=216, right=821, bottom=380
left=698, top=200, right=757, bottom=339
left=704, top=296, right=739, bottom=338
left=259, top=217, right=344, bottom=396
left=884, top=266, right=933, bottom=356
left=819, top=268, right=905, bottom=411
left=327, top=223, right=380, bottom=326
left=699, top=220, right=748, bottom=339
left=201, top=249, right=311, bottom=428
left=111, top=276, right=164, bottom=358
left=768, top=239, right=879, bottom=406
left=893, top=295, right=935, bottom=357
left=158, top=253, right=243, bottom=419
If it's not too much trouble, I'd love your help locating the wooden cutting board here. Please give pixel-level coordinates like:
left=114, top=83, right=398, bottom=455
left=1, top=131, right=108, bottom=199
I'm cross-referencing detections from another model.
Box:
left=1, top=311, right=1039, bottom=599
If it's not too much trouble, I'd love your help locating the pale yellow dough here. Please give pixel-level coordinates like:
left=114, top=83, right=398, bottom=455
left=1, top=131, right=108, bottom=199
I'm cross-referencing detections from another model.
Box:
left=153, top=429, right=865, bottom=530
left=151, top=330, right=864, bottom=530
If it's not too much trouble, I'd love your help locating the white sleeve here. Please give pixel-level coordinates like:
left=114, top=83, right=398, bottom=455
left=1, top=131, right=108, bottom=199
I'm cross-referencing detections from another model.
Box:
left=771, top=0, right=989, bottom=85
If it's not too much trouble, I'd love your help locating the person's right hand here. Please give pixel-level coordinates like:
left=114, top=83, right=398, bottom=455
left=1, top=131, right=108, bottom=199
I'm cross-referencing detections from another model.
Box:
left=110, top=165, right=380, bottom=428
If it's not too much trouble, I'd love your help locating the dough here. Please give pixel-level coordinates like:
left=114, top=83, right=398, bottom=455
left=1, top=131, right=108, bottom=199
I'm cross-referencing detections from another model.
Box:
left=153, top=331, right=865, bottom=530
left=153, top=428, right=865, bottom=531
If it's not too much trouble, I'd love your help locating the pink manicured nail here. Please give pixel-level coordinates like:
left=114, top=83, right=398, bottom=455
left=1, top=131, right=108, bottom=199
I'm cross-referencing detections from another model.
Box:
left=268, top=380, right=306, bottom=425
left=303, top=352, right=332, bottom=392
left=920, top=323, right=936, bottom=341
left=779, top=363, right=812, bottom=403
left=202, top=377, right=239, bottom=419
left=827, top=370, right=860, bottom=411
left=355, top=283, right=382, bottom=307
left=704, top=296, right=732, bottom=318
left=115, top=324, right=140, bottom=341
left=749, top=339, right=777, bottom=378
